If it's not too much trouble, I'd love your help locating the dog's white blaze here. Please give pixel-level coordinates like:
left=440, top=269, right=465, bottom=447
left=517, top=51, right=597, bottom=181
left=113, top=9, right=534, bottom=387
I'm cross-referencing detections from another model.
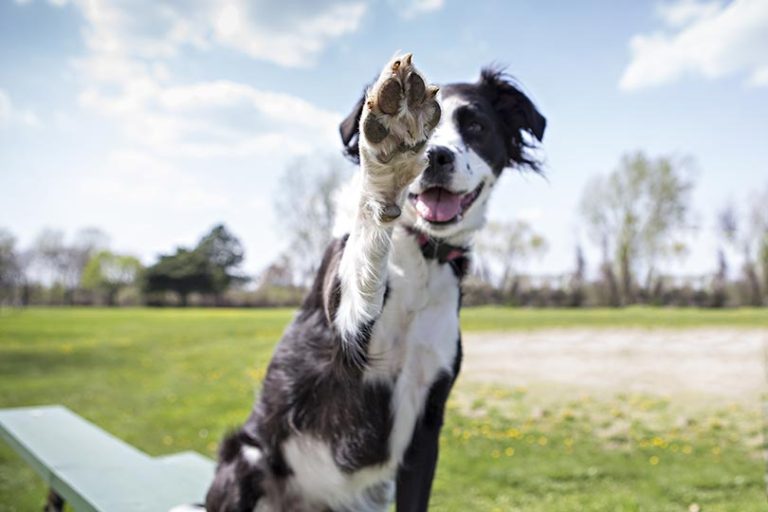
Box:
left=429, top=95, right=467, bottom=149
left=283, top=435, right=391, bottom=511
left=400, top=95, right=498, bottom=244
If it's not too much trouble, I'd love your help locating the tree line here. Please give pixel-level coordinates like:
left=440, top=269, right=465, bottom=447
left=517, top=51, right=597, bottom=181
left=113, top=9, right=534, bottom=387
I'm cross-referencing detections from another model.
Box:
left=0, top=224, right=250, bottom=307
left=1, top=151, right=767, bottom=308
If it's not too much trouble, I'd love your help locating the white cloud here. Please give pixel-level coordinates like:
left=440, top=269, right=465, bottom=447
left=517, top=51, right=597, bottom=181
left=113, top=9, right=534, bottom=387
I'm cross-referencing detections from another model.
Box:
left=12, top=0, right=70, bottom=5
left=212, top=0, right=367, bottom=67
left=71, top=0, right=366, bottom=68
left=157, top=81, right=339, bottom=131
left=620, top=0, right=768, bottom=91
left=77, top=72, right=340, bottom=158
left=391, top=0, right=445, bottom=19
left=656, top=0, right=721, bottom=27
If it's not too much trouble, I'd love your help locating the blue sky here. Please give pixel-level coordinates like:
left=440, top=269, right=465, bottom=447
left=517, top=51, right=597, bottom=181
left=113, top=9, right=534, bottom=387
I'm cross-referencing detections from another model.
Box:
left=2, top=0, right=767, bottom=277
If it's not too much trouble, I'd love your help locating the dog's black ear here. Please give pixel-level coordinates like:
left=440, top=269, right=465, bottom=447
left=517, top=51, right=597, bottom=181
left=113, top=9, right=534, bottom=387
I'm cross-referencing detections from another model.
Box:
left=479, top=67, right=546, bottom=171
left=339, top=91, right=366, bottom=164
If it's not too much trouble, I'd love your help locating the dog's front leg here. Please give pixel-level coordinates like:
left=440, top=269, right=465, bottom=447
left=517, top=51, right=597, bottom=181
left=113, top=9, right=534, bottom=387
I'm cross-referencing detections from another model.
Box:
left=333, top=53, right=440, bottom=363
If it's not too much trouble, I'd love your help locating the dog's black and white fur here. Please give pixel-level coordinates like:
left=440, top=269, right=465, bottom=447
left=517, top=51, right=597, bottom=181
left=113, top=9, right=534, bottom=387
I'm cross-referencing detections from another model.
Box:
left=194, top=53, right=545, bottom=512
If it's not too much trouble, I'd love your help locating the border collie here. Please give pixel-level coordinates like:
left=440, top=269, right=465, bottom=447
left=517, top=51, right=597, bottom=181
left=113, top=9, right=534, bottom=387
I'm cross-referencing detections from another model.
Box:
left=197, top=53, right=545, bottom=512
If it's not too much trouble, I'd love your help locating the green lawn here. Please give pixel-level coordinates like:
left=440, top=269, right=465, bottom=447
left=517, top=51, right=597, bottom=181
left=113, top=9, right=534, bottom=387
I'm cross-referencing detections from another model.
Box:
left=0, top=307, right=765, bottom=511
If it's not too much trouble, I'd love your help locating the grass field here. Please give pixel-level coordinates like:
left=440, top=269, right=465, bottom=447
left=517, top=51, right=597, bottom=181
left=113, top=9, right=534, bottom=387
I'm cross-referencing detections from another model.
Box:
left=0, top=307, right=766, bottom=511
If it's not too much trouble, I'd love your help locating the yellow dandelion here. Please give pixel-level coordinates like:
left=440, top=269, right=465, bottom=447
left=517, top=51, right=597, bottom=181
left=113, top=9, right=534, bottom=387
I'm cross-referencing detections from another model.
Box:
left=505, top=447, right=515, bottom=457
left=711, top=446, right=721, bottom=456
left=564, top=438, right=574, bottom=448
left=538, top=436, right=548, bottom=446
left=162, top=435, right=174, bottom=446
left=491, top=449, right=501, bottom=459
left=649, top=455, right=660, bottom=465
left=682, top=445, right=693, bottom=455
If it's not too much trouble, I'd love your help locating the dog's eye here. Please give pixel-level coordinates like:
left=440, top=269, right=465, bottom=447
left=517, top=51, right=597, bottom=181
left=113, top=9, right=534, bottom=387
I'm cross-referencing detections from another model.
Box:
left=467, top=121, right=484, bottom=134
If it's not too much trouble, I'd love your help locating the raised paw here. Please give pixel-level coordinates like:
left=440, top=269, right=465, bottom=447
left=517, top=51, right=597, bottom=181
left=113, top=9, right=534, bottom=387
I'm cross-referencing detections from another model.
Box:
left=359, top=53, right=441, bottom=223
left=360, top=53, right=441, bottom=163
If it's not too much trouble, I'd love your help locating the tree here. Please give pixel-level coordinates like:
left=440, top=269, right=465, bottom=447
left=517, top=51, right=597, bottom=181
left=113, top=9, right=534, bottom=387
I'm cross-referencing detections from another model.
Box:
left=32, top=228, right=66, bottom=285
left=0, top=229, right=21, bottom=304
left=474, top=220, right=548, bottom=292
left=143, top=224, right=246, bottom=305
left=273, top=156, right=351, bottom=286
left=144, top=249, right=208, bottom=306
left=718, top=188, right=768, bottom=306
left=81, top=251, right=142, bottom=306
left=196, top=224, right=245, bottom=295
left=749, top=186, right=768, bottom=300
left=569, top=244, right=587, bottom=307
left=31, top=227, right=109, bottom=304
left=580, top=152, right=695, bottom=304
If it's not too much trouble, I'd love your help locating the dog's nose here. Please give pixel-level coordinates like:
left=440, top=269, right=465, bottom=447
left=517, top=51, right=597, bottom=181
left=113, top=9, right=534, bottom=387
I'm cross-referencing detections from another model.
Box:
left=428, top=145, right=455, bottom=171
left=422, top=146, right=455, bottom=186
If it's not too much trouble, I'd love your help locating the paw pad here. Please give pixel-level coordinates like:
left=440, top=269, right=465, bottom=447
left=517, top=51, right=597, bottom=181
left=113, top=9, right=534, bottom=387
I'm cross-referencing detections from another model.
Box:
left=378, top=78, right=402, bottom=115
left=363, top=115, right=389, bottom=143
left=406, top=72, right=426, bottom=109
left=379, top=203, right=402, bottom=223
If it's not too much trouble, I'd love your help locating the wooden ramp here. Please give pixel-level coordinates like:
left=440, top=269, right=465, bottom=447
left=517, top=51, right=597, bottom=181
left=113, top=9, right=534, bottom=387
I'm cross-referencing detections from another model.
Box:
left=0, top=405, right=214, bottom=511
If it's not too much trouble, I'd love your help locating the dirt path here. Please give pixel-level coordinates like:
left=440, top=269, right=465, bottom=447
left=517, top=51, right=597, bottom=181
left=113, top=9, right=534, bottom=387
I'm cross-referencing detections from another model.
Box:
left=461, top=329, right=767, bottom=403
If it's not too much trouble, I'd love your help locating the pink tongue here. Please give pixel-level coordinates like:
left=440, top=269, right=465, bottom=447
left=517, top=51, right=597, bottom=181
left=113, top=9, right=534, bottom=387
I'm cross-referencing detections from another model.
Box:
left=415, top=188, right=462, bottom=222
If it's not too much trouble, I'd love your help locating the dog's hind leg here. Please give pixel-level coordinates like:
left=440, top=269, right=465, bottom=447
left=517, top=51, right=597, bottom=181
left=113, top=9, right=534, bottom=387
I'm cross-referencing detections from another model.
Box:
left=332, top=53, right=440, bottom=362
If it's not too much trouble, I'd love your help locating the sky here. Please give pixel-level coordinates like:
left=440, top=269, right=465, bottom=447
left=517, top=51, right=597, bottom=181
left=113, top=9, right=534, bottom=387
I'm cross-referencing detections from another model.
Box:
left=1, top=0, right=767, bottom=279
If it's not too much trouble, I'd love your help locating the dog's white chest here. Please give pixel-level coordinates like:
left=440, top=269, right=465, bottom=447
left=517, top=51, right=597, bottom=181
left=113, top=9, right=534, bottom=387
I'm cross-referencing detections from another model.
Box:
left=366, top=234, right=461, bottom=466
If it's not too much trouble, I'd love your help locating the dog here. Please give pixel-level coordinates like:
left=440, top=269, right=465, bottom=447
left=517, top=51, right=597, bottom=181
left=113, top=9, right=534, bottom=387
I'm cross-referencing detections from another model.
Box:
left=200, top=52, right=545, bottom=512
